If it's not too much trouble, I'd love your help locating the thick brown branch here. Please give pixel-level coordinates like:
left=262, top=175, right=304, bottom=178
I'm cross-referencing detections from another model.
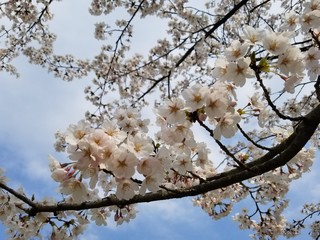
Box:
left=0, top=182, right=36, bottom=208
left=23, top=104, right=320, bottom=215
left=315, top=75, right=320, bottom=101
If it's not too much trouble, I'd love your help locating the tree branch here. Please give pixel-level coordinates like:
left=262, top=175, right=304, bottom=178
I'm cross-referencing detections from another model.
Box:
left=237, top=123, right=271, bottom=151
left=18, top=103, right=320, bottom=216
left=0, top=182, right=36, bottom=208
left=135, top=0, right=250, bottom=102
left=251, top=61, right=305, bottom=121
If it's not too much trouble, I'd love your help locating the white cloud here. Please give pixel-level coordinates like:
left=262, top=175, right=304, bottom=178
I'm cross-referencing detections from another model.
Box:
left=140, top=199, right=197, bottom=223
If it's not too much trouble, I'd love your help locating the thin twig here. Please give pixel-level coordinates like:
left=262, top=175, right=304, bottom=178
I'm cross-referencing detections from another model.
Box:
left=251, top=62, right=305, bottom=121
left=237, top=124, right=271, bottom=151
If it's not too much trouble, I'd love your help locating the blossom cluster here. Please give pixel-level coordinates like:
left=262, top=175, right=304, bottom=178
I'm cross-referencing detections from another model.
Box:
left=52, top=105, right=214, bottom=201
left=231, top=125, right=316, bottom=239
left=0, top=0, right=320, bottom=239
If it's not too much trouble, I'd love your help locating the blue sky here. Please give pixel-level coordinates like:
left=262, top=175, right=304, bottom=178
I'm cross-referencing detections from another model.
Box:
left=0, top=1, right=319, bottom=239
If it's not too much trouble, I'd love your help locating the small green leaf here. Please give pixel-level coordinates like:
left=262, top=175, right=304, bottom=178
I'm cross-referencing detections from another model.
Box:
left=258, top=58, right=270, bottom=72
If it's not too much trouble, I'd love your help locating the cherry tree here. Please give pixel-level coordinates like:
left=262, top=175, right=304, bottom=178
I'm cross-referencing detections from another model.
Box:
left=0, top=0, right=320, bottom=239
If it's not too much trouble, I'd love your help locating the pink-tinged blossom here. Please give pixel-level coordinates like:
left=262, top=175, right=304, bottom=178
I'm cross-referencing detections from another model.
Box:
left=300, top=10, right=320, bottom=32
left=307, top=48, right=320, bottom=63
left=249, top=92, right=264, bottom=108
left=0, top=202, right=16, bottom=222
left=205, top=91, right=229, bottom=119
left=155, top=146, right=172, bottom=170
left=48, top=155, right=61, bottom=172
left=114, top=108, right=139, bottom=122
left=287, top=148, right=315, bottom=174
left=241, top=25, right=263, bottom=45
left=284, top=75, right=303, bottom=93
left=195, top=142, right=211, bottom=169
left=305, top=46, right=320, bottom=69
left=112, top=205, right=137, bottom=225
left=157, top=126, right=177, bottom=145
left=137, top=157, right=162, bottom=176
left=233, top=209, right=256, bottom=230
left=281, top=11, right=299, bottom=31
left=114, top=108, right=140, bottom=132
left=213, top=57, right=229, bottom=80
left=262, top=31, right=291, bottom=55
left=154, top=109, right=167, bottom=127
left=90, top=208, right=110, bottom=226
left=157, top=98, right=186, bottom=124
left=182, top=83, right=208, bottom=111
left=115, top=178, right=139, bottom=200
left=0, top=191, right=8, bottom=204
left=72, top=221, right=88, bottom=237
left=65, top=120, right=91, bottom=146
left=306, top=66, right=320, bottom=80
left=101, top=119, right=127, bottom=143
left=118, top=117, right=137, bottom=132
left=59, top=178, right=88, bottom=203
left=258, top=108, right=270, bottom=128
left=81, top=165, right=99, bottom=189
left=51, top=168, right=69, bottom=182
left=310, top=221, right=320, bottom=239
left=94, top=22, right=107, bottom=40
left=248, top=93, right=270, bottom=127
left=226, top=57, right=254, bottom=87
left=69, top=145, right=94, bottom=172
left=49, top=156, right=74, bottom=182
left=224, top=40, right=249, bottom=61
left=87, top=129, right=111, bottom=154
left=136, top=118, right=150, bottom=133
left=167, top=122, right=193, bottom=144
left=98, top=174, right=116, bottom=195
left=303, top=0, right=320, bottom=12
left=173, top=136, right=197, bottom=156
left=173, top=153, right=193, bottom=175
left=278, top=47, right=304, bottom=76
left=214, top=81, right=238, bottom=101
left=109, top=150, right=138, bottom=179
left=139, top=174, right=163, bottom=194
left=93, top=139, right=117, bottom=169
left=159, top=123, right=192, bottom=146
left=50, top=227, right=70, bottom=240
left=213, top=112, right=241, bottom=140
left=126, top=133, right=153, bottom=157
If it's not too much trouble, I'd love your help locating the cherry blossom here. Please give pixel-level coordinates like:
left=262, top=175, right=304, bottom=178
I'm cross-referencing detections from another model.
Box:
left=0, top=0, right=320, bottom=239
left=262, top=31, right=291, bottom=55
left=300, top=10, right=320, bottom=32
left=157, top=98, right=186, bottom=124
left=278, top=46, right=305, bottom=76
left=115, top=178, right=139, bottom=200
left=205, top=90, right=229, bottom=119
left=226, top=57, right=254, bottom=87
left=282, top=11, right=299, bottom=31
left=241, top=25, right=263, bottom=45
left=172, top=153, right=193, bottom=175
left=224, top=40, right=249, bottom=61
left=109, top=149, right=138, bottom=179
left=182, top=83, right=208, bottom=111
left=213, top=112, right=241, bottom=140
